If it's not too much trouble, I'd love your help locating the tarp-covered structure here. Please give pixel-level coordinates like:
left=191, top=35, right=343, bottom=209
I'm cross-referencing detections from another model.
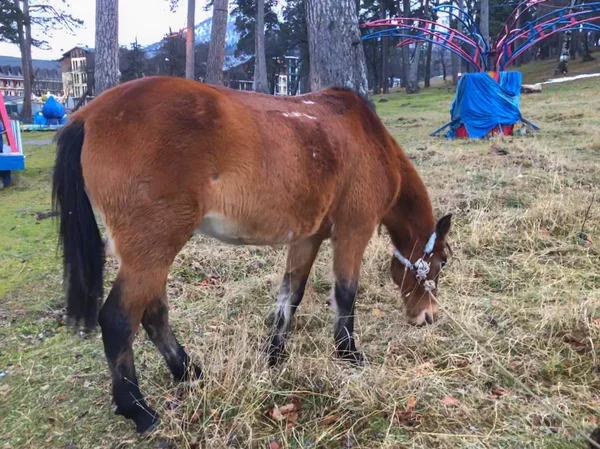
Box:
left=41, top=95, right=65, bottom=122
left=433, top=71, right=537, bottom=139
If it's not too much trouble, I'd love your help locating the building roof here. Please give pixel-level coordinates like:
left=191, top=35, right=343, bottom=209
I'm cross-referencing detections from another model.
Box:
left=59, top=46, right=95, bottom=60
left=0, top=56, right=61, bottom=72
left=0, top=65, right=22, bottom=79
left=34, top=68, right=61, bottom=81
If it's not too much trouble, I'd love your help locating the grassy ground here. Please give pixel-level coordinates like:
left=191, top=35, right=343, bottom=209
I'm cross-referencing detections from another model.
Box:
left=1, top=73, right=599, bottom=449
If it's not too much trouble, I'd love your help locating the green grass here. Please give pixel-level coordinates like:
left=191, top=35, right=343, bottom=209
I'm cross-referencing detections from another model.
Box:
left=1, top=72, right=599, bottom=448
left=20, top=130, right=57, bottom=141
left=0, top=144, right=60, bottom=300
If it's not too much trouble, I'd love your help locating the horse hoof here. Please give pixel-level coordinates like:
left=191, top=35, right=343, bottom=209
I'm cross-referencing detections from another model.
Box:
left=181, top=363, right=204, bottom=386
left=425, top=311, right=433, bottom=325
left=337, top=349, right=366, bottom=366
left=136, top=410, right=159, bottom=434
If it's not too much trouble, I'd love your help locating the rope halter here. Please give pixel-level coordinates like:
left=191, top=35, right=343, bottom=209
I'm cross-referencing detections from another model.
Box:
left=392, top=231, right=437, bottom=292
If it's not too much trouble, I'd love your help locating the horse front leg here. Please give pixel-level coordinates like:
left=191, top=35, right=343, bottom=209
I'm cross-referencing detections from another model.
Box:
left=265, top=234, right=324, bottom=366
left=329, top=225, right=375, bottom=364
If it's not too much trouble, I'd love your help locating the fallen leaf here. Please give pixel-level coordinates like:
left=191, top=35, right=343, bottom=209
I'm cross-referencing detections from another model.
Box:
left=164, top=394, right=180, bottom=410
left=394, top=410, right=422, bottom=428
left=199, top=275, right=222, bottom=288
left=268, top=406, right=285, bottom=422
left=491, top=387, right=507, bottom=397
left=588, top=415, right=599, bottom=425
left=593, top=317, right=600, bottom=327
left=285, top=412, right=299, bottom=429
left=371, top=308, right=386, bottom=318
left=416, top=362, right=434, bottom=375
left=189, top=411, right=201, bottom=424
left=406, top=394, right=417, bottom=410
left=563, top=334, right=589, bottom=352
left=269, top=441, right=281, bottom=449
left=279, top=400, right=301, bottom=414
left=441, top=395, right=460, bottom=406
left=319, top=414, right=340, bottom=426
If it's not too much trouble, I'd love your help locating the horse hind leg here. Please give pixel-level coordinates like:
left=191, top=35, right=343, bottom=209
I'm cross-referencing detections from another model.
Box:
left=264, top=234, right=324, bottom=366
left=98, top=204, right=199, bottom=433
left=99, top=270, right=162, bottom=434
left=142, top=292, right=202, bottom=384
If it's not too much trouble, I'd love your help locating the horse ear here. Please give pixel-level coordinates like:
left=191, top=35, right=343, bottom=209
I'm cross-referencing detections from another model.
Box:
left=436, top=214, right=452, bottom=239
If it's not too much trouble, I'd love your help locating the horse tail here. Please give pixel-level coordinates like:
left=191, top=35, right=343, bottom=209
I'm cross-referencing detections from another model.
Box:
left=52, top=117, right=105, bottom=330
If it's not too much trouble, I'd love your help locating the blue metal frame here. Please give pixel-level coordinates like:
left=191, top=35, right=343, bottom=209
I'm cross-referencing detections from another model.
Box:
left=361, top=28, right=482, bottom=71
left=499, top=21, right=600, bottom=70
left=433, top=4, right=489, bottom=54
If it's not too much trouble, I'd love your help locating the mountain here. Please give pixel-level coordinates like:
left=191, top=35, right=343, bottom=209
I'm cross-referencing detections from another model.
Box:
left=144, top=15, right=241, bottom=58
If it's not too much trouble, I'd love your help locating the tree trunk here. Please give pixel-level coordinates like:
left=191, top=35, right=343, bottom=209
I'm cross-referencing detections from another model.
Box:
left=451, top=51, right=459, bottom=86
left=94, top=0, right=119, bottom=96
left=206, top=0, right=229, bottom=85
left=424, top=42, right=433, bottom=87
left=441, top=49, right=447, bottom=80
left=185, top=0, right=196, bottom=80
left=407, top=42, right=422, bottom=93
left=380, top=0, right=389, bottom=94
left=306, top=0, right=368, bottom=97
left=16, top=0, right=32, bottom=120
left=480, top=0, right=489, bottom=52
left=254, top=0, right=268, bottom=93
left=423, top=0, right=432, bottom=88
left=555, top=0, right=577, bottom=74
left=401, top=0, right=410, bottom=88
left=402, top=46, right=409, bottom=87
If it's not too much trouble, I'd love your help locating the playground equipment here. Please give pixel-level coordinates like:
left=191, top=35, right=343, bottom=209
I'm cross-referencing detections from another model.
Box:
left=361, top=0, right=600, bottom=138
left=25, top=95, right=67, bottom=132
left=0, top=92, right=24, bottom=187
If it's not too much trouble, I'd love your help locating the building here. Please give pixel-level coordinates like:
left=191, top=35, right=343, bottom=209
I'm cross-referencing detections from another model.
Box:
left=273, top=55, right=299, bottom=96
left=228, top=79, right=254, bottom=91
left=59, top=46, right=95, bottom=98
left=0, top=65, right=24, bottom=97
left=0, top=56, right=63, bottom=98
left=32, top=68, right=63, bottom=96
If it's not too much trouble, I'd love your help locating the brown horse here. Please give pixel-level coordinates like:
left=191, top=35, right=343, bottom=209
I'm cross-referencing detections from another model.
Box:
left=51, top=76, right=451, bottom=433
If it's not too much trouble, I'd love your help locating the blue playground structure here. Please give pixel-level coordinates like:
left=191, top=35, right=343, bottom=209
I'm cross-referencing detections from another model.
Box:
left=361, top=0, right=600, bottom=138
left=0, top=93, right=67, bottom=187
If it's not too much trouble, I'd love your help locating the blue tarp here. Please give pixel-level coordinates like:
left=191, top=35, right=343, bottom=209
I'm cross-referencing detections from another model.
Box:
left=41, top=95, right=65, bottom=120
left=446, top=71, right=523, bottom=139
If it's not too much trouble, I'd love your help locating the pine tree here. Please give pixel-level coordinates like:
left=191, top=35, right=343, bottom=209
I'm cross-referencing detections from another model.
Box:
left=306, top=0, right=368, bottom=96
left=94, top=0, right=119, bottom=95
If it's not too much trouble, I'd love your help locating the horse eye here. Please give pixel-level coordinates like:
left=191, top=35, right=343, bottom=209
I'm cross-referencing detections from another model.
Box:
left=440, top=261, right=447, bottom=269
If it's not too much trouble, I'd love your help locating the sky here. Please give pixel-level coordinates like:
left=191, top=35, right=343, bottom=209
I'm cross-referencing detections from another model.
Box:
left=0, top=0, right=213, bottom=60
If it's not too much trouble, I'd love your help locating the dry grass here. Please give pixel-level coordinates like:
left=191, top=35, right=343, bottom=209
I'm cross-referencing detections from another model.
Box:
left=1, top=77, right=600, bottom=449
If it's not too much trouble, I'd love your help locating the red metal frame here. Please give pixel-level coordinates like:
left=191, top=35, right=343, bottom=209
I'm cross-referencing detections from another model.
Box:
left=0, top=92, right=18, bottom=153
left=496, top=16, right=600, bottom=70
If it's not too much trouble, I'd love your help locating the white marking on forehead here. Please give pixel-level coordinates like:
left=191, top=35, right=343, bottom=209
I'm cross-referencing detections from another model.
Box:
left=302, top=100, right=316, bottom=104
left=282, top=112, right=317, bottom=120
